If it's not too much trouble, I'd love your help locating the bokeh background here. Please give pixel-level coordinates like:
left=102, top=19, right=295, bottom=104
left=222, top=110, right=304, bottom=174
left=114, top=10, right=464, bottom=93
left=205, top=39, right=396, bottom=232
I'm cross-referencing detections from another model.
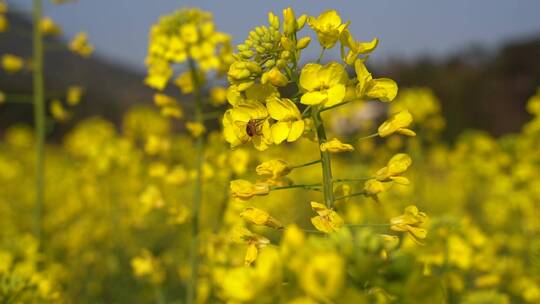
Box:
left=2, top=0, right=540, bottom=139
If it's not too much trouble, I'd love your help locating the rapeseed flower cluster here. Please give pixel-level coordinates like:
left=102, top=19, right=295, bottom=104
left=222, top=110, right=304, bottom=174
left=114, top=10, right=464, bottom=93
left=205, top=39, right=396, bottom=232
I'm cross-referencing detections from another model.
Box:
left=1, top=2, right=540, bottom=303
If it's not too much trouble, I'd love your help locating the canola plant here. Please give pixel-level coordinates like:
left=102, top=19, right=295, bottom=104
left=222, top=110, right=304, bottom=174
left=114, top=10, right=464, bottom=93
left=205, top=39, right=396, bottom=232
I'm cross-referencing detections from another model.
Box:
left=1, top=2, right=540, bottom=303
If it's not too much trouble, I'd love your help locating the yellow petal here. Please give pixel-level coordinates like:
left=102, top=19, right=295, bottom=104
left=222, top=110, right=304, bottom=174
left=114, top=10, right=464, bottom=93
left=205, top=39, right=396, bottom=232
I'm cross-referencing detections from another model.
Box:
left=366, top=78, right=398, bottom=102
left=299, top=63, right=322, bottom=91
left=324, top=84, right=346, bottom=107
left=287, top=120, right=305, bottom=142
left=301, top=91, right=327, bottom=105
left=271, top=122, right=290, bottom=144
left=245, top=243, right=258, bottom=266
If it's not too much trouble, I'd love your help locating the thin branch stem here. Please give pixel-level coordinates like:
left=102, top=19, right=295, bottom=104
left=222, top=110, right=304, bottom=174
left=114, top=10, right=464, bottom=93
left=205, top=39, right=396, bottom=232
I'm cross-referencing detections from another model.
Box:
left=186, top=58, right=204, bottom=304
left=316, top=48, right=326, bottom=64
left=333, top=177, right=373, bottom=183
left=320, top=100, right=352, bottom=113
left=290, top=159, right=321, bottom=169
left=32, top=0, right=46, bottom=253
left=270, top=183, right=322, bottom=192
left=358, top=133, right=379, bottom=141
left=334, top=191, right=366, bottom=201
left=346, top=223, right=391, bottom=228
left=312, top=106, right=334, bottom=208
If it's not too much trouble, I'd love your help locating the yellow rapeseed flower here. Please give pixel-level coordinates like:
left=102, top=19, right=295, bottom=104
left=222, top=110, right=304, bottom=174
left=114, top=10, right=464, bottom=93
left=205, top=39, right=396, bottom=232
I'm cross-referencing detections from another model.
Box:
left=310, top=201, right=344, bottom=233
left=307, top=10, right=349, bottom=49
left=378, top=110, right=416, bottom=137
left=69, top=32, right=94, bottom=57
left=355, top=59, right=398, bottom=102
left=230, top=226, right=271, bottom=266
left=66, top=86, right=84, bottom=106
left=50, top=99, right=71, bottom=122
left=256, top=159, right=291, bottom=179
left=340, top=29, right=378, bottom=65
left=0, top=15, right=8, bottom=33
left=210, top=86, right=227, bottom=106
left=375, top=153, right=412, bottom=184
left=299, top=62, right=348, bottom=107
left=186, top=122, right=206, bottom=137
left=300, top=252, right=345, bottom=301
left=1, top=54, right=24, bottom=73
left=390, top=205, right=428, bottom=244
left=230, top=179, right=270, bottom=201
left=39, top=17, right=62, bottom=36
left=267, top=97, right=305, bottom=144
left=320, top=138, right=354, bottom=153
left=222, top=101, right=272, bottom=151
left=240, top=207, right=283, bottom=229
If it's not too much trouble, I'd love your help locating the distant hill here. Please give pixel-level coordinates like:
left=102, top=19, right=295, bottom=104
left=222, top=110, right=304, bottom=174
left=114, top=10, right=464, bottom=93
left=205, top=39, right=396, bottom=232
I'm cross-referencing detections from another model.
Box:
left=0, top=12, right=155, bottom=137
left=2, top=12, right=540, bottom=141
left=380, top=36, right=540, bottom=139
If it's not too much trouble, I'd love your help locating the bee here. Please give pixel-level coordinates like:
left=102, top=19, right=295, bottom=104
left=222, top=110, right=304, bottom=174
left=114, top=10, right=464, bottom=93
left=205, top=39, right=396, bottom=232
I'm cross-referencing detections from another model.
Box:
left=245, top=119, right=265, bottom=137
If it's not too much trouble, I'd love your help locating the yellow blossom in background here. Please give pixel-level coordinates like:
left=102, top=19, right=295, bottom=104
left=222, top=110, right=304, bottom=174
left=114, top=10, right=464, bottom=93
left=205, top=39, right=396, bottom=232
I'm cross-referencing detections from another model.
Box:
left=66, top=86, right=84, bottom=106
left=300, top=252, right=345, bottom=301
left=40, top=17, right=62, bottom=36
left=153, top=93, right=176, bottom=107
left=0, top=90, right=5, bottom=104
left=266, top=97, right=304, bottom=144
left=320, top=138, right=354, bottom=153
left=174, top=71, right=196, bottom=94
left=307, top=10, right=349, bottom=49
left=230, top=227, right=271, bottom=266
left=186, top=122, right=206, bottom=137
left=256, top=159, right=291, bottom=179
left=144, top=58, right=172, bottom=90
left=299, top=62, right=348, bottom=107
left=230, top=179, right=269, bottom=201
left=210, top=86, right=227, bottom=106
left=0, top=15, right=7, bottom=33
left=69, top=32, right=94, bottom=57
left=1, top=54, right=24, bottom=73
left=355, top=59, right=398, bottom=102
left=378, top=110, right=416, bottom=137
left=49, top=99, right=71, bottom=122
left=240, top=207, right=283, bottom=229
left=390, top=205, right=428, bottom=244
left=131, top=250, right=164, bottom=284
left=310, top=201, right=344, bottom=233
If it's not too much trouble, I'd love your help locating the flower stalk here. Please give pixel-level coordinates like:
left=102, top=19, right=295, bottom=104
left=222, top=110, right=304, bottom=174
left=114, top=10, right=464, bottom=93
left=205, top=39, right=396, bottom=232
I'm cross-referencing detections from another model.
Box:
left=312, top=107, right=334, bottom=208
left=187, top=58, right=204, bottom=304
left=32, top=0, right=45, bottom=252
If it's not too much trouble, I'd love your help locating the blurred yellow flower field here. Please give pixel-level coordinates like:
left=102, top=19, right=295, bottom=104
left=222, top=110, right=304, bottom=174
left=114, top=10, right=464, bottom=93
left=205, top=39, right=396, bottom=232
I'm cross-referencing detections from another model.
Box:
left=1, top=1, right=540, bottom=303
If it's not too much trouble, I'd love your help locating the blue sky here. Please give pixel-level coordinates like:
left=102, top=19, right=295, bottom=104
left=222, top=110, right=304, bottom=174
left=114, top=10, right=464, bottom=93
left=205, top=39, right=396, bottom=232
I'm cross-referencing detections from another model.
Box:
left=10, top=0, right=540, bottom=71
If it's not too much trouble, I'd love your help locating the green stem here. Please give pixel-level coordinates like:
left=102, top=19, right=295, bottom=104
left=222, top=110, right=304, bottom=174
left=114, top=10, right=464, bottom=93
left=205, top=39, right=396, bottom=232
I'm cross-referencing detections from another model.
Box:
left=270, top=183, right=322, bottom=192
left=316, top=47, right=326, bottom=64
left=290, top=159, right=321, bottom=169
left=334, top=190, right=366, bottom=201
left=311, top=107, right=334, bottom=208
left=358, top=133, right=379, bottom=140
left=186, top=58, right=204, bottom=304
left=346, top=223, right=391, bottom=228
left=320, top=100, right=352, bottom=113
left=32, top=0, right=45, bottom=252
left=333, top=177, right=373, bottom=183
